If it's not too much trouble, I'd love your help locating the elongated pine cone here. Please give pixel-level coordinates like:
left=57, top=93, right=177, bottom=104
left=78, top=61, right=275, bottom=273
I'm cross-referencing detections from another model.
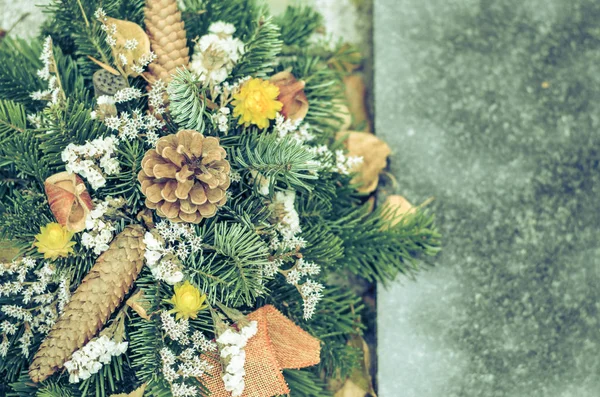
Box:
left=138, top=130, right=230, bottom=223
left=29, top=225, right=146, bottom=383
left=144, top=0, right=189, bottom=83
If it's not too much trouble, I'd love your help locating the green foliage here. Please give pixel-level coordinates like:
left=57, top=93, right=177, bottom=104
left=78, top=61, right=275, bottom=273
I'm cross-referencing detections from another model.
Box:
left=232, top=14, right=283, bottom=79
left=234, top=133, right=320, bottom=193
left=336, top=205, right=442, bottom=283
left=283, top=369, right=333, bottom=397
left=167, top=68, right=207, bottom=132
left=102, top=139, right=146, bottom=212
left=181, top=0, right=262, bottom=46
left=36, top=382, right=76, bottom=397
left=0, top=39, right=44, bottom=109
left=274, top=6, right=323, bottom=47
left=278, top=56, right=345, bottom=138
left=0, top=191, right=53, bottom=242
left=190, top=221, right=270, bottom=307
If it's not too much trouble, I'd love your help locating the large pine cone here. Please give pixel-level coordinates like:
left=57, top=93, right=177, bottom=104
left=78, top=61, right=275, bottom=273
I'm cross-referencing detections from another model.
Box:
left=145, top=0, right=190, bottom=83
left=138, top=130, right=230, bottom=223
left=29, top=225, right=146, bottom=383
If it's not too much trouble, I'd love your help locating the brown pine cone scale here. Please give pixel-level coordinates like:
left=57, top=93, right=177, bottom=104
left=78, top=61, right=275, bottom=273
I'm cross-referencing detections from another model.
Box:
left=145, top=0, right=189, bottom=83
left=29, top=225, right=146, bottom=383
left=138, top=130, right=230, bottom=223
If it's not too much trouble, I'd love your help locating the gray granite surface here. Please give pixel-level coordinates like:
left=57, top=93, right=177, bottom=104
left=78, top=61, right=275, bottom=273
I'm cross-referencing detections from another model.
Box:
left=376, top=0, right=600, bottom=396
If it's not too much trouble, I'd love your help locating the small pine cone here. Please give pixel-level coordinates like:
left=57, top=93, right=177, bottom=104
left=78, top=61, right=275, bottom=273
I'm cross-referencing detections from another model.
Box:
left=138, top=130, right=230, bottom=223
left=29, top=225, right=146, bottom=383
left=144, top=0, right=190, bottom=83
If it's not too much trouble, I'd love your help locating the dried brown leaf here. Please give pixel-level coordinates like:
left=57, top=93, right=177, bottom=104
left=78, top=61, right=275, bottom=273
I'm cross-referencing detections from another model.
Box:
left=106, top=17, right=151, bottom=77
left=126, top=289, right=151, bottom=321
left=338, top=131, right=391, bottom=193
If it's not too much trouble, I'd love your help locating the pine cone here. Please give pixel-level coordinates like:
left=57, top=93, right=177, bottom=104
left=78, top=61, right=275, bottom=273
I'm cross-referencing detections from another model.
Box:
left=29, top=225, right=146, bottom=383
left=138, top=130, right=230, bottom=223
left=144, top=0, right=189, bottom=83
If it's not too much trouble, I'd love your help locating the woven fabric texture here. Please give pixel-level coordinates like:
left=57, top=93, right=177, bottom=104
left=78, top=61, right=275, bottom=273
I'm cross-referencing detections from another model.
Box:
left=204, top=305, right=321, bottom=397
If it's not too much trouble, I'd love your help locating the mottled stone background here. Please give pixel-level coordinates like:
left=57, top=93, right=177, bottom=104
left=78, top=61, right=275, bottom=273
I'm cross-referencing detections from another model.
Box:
left=376, top=0, right=600, bottom=396
left=2, top=0, right=599, bottom=396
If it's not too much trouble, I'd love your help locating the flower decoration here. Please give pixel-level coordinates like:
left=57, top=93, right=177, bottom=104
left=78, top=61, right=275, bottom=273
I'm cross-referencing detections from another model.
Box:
left=232, top=78, right=283, bottom=129
left=167, top=281, right=208, bottom=320
left=44, top=172, right=94, bottom=233
left=33, top=223, right=76, bottom=260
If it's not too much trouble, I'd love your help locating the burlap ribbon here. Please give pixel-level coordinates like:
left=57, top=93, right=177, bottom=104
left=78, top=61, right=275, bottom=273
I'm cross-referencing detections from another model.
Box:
left=204, top=305, right=321, bottom=397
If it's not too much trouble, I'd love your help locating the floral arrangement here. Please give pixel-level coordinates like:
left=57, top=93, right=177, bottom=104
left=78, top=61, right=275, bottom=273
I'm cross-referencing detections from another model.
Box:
left=0, top=0, right=440, bottom=396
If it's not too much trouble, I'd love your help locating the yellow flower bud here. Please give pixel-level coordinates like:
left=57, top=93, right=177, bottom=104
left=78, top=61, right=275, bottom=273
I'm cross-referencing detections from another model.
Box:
left=167, top=281, right=208, bottom=320
left=232, top=78, right=283, bottom=129
left=33, top=223, right=76, bottom=260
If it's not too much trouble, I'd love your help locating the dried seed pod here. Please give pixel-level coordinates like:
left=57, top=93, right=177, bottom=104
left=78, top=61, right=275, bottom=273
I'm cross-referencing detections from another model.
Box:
left=44, top=172, right=94, bottom=233
left=93, top=69, right=128, bottom=97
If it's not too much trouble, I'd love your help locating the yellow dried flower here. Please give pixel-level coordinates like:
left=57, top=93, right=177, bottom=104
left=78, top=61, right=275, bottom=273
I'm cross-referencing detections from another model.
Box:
left=167, top=281, right=208, bottom=320
left=232, top=78, right=283, bottom=129
left=33, top=223, right=76, bottom=260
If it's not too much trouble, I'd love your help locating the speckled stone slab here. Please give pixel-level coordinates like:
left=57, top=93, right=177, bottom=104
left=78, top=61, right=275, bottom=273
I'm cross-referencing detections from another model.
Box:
left=375, top=0, right=600, bottom=396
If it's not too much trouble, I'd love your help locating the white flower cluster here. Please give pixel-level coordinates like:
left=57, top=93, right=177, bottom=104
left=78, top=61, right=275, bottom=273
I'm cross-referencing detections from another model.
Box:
left=113, top=87, right=143, bottom=103
left=95, top=8, right=157, bottom=75
left=274, top=114, right=314, bottom=143
left=142, top=221, right=204, bottom=284
left=81, top=198, right=123, bottom=255
left=159, top=312, right=216, bottom=396
left=309, top=145, right=363, bottom=176
left=216, top=321, right=258, bottom=397
left=271, top=190, right=302, bottom=240
left=190, top=22, right=245, bottom=85
left=143, top=232, right=184, bottom=285
left=30, top=36, right=61, bottom=105
left=63, top=335, right=128, bottom=383
left=212, top=107, right=231, bottom=133
left=104, top=108, right=164, bottom=145
left=62, top=136, right=120, bottom=189
left=0, top=258, right=70, bottom=357
left=148, top=79, right=167, bottom=116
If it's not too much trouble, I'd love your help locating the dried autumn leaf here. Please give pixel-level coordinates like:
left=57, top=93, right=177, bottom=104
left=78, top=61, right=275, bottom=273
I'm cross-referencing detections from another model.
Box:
left=126, top=289, right=151, bottom=321
left=0, top=240, right=20, bottom=263
left=333, top=335, right=376, bottom=397
left=110, top=384, right=146, bottom=397
left=344, top=74, right=371, bottom=132
left=382, top=195, right=416, bottom=227
left=106, top=17, right=151, bottom=77
left=338, top=131, right=391, bottom=193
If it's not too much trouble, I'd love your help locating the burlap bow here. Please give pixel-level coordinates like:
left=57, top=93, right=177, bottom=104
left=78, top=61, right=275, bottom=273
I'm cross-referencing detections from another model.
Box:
left=204, top=305, right=320, bottom=397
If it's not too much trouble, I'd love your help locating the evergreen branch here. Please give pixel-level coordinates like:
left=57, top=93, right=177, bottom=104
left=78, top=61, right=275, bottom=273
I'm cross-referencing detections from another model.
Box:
left=0, top=100, right=28, bottom=144
left=234, top=133, right=320, bottom=193
left=231, top=13, right=283, bottom=79
left=0, top=39, right=44, bottom=109
left=167, top=68, right=207, bottom=132
left=274, top=5, right=323, bottom=47
left=335, top=204, right=441, bottom=283
left=190, top=221, right=269, bottom=307
left=278, top=56, right=345, bottom=139
left=282, top=369, right=333, bottom=397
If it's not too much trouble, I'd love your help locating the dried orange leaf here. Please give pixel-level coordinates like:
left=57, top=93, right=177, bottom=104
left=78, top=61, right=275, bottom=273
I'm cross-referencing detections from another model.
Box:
left=106, top=17, right=151, bottom=77
left=126, top=290, right=151, bottom=321
left=382, top=195, right=417, bottom=227
left=338, top=131, right=391, bottom=193
left=344, top=74, right=371, bottom=132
